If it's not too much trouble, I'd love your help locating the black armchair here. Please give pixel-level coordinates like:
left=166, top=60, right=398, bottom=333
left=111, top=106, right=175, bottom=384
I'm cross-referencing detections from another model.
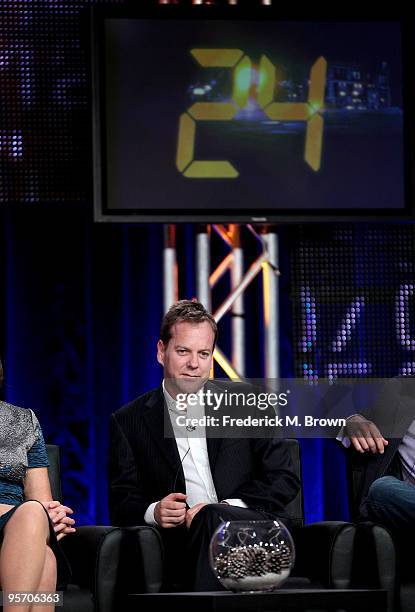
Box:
left=46, top=445, right=123, bottom=612
left=120, top=439, right=356, bottom=600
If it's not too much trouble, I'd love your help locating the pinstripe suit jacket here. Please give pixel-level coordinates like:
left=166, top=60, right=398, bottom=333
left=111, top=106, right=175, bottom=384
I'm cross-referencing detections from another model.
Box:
left=108, top=385, right=300, bottom=526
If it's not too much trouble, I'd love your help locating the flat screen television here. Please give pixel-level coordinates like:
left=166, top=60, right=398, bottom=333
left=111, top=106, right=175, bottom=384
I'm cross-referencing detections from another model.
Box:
left=92, top=6, right=414, bottom=222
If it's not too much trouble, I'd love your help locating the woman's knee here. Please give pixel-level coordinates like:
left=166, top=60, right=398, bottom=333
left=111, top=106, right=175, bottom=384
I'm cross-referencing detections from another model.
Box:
left=6, top=501, right=49, bottom=536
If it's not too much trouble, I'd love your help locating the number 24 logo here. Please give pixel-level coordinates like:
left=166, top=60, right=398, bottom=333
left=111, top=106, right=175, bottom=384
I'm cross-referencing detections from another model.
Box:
left=176, top=49, right=327, bottom=178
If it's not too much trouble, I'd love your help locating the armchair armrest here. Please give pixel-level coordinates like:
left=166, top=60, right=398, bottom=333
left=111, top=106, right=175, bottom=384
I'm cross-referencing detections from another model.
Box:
left=292, top=521, right=356, bottom=588
left=60, top=526, right=123, bottom=612
left=116, top=526, right=164, bottom=595
left=351, top=521, right=396, bottom=611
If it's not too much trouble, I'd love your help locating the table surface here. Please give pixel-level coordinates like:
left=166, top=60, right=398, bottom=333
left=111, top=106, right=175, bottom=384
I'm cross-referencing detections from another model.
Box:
left=127, top=588, right=387, bottom=612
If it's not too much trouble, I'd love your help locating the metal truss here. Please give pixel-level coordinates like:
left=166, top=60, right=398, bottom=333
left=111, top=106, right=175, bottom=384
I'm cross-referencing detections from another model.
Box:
left=163, top=224, right=280, bottom=379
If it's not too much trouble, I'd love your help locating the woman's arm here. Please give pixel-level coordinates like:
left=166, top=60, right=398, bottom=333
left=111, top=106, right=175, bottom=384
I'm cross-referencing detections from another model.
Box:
left=24, top=466, right=53, bottom=501
left=24, top=467, right=76, bottom=540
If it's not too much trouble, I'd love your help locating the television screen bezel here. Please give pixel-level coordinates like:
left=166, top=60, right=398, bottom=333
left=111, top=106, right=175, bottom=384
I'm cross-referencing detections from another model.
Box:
left=91, top=5, right=415, bottom=223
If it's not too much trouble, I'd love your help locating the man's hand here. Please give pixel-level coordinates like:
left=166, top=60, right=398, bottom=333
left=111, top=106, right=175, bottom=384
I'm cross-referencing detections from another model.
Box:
left=42, top=500, right=76, bottom=540
left=345, top=415, right=389, bottom=454
left=185, top=502, right=207, bottom=528
left=154, top=493, right=187, bottom=528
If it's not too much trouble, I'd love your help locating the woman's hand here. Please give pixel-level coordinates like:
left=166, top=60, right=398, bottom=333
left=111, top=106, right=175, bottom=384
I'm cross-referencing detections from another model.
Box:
left=42, top=500, right=76, bottom=540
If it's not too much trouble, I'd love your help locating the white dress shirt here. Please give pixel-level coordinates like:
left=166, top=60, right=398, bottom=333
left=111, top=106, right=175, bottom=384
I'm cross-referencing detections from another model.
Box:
left=144, top=382, right=247, bottom=526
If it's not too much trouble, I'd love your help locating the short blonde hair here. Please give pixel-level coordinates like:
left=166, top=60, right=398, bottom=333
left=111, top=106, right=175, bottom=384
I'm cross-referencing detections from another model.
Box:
left=159, top=300, right=217, bottom=347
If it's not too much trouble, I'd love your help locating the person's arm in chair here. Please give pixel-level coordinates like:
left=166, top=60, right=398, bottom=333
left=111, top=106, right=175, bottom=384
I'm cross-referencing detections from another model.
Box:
left=341, top=414, right=389, bottom=455
left=24, top=467, right=76, bottom=539
left=337, top=377, right=410, bottom=456
left=25, top=413, right=76, bottom=539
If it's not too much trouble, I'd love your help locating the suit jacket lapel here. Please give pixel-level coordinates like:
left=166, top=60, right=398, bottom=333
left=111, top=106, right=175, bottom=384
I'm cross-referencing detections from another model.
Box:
left=142, top=387, right=184, bottom=487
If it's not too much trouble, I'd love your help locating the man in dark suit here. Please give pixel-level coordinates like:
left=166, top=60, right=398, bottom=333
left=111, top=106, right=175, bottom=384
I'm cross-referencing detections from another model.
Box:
left=108, top=300, right=300, bottom=591
left=343, top=377, right=415, bottom=530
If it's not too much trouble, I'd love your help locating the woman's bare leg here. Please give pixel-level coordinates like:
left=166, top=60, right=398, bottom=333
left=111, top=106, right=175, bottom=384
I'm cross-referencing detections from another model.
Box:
left=0, top=501, right=54, bottom=612
left=29, top=545, right=57, bottom=612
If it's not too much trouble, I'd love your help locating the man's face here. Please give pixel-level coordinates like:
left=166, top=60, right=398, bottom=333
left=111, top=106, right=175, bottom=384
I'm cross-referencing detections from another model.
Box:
left=157, top=321, right=215, bottom=398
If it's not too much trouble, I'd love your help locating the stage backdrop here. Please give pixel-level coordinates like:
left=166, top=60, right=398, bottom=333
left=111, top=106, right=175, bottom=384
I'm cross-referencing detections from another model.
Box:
left=0, top=1, right=414, bottom=525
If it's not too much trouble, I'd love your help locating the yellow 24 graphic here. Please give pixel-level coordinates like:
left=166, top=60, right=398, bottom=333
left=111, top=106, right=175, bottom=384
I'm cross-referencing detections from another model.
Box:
left=176, top=49, right=327, bottom=178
